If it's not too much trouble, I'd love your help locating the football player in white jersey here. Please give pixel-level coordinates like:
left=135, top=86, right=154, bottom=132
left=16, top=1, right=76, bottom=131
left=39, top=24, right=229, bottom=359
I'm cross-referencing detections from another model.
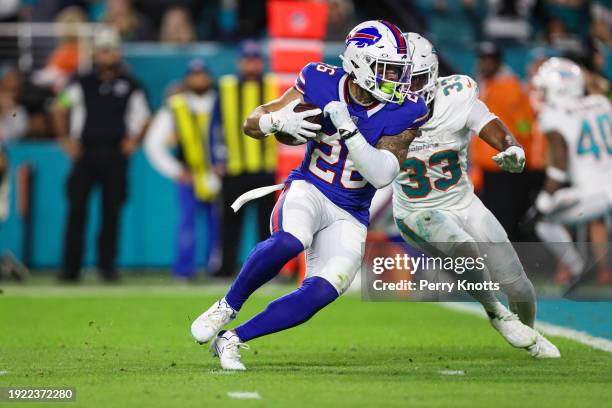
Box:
left=392, top=33, right=560, bottom=358
left=529, top=57, right=612, bottom=293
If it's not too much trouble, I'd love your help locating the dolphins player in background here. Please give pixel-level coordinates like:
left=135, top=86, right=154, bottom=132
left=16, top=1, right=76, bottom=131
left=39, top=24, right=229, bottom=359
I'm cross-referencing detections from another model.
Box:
left=190, top=21, right=429, bottom=370
left=528, top=58, right=612, bottom=293
left=392, top=33, right=559, bottom=358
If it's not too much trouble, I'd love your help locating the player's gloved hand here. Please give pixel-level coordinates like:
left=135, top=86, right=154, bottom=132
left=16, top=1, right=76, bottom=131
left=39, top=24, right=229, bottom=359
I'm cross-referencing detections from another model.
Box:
left=492, top=145, right=526, bottom=173
left=324, top=101, right=358, bottom=138
left=259, top=99, right=322, bottom=142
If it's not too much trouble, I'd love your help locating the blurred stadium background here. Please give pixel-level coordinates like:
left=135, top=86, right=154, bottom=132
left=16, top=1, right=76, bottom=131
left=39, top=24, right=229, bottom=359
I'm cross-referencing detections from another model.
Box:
left=0, top=0, right=610, bottom=281
left=0, top=2, right=611, bottom=405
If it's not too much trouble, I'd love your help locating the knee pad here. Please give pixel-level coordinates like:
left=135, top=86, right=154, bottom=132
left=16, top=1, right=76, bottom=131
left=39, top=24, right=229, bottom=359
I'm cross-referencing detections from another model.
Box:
left=307, top=251, right=362, bottom=295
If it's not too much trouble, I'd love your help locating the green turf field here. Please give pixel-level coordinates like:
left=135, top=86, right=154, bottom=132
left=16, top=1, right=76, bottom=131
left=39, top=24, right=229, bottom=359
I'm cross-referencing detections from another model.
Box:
left=1, top=283, right=611, bottom=407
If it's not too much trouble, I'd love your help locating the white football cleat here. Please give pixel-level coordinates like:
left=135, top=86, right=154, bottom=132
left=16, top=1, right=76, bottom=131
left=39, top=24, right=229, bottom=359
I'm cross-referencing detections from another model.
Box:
left=528, top=333, right=561, bottom=359
left=490, top=312, right=538, bottom=348
left=210, top=331, right=249, bottom=370
left=191, top=298, right=236, bottom=344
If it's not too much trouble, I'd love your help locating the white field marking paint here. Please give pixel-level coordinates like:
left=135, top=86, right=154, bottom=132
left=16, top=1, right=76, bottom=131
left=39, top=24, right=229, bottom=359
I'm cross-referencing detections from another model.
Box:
left=440, top=302, right=612, bottom=353
left=438, top=370, right=465, bottom=376
left=0, top=284, right=284, bottom=298
left=227, top=392, right=261, bottom=400
left=0, top=371, right=8, bottom=376
left=208, top=369, right=237, bottom=375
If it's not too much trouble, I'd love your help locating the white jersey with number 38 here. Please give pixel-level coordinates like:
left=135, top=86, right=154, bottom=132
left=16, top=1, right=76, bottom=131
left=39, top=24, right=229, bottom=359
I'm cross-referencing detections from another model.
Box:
left=393, top=75, right=496, bottom=213
left=538, top=95, right=612, bottom=194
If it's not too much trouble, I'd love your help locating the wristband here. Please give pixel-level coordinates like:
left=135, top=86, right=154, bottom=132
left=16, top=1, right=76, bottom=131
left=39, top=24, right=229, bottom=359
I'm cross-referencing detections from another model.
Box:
left=339, top=128, right=359, bottom=139
left=546, top=166, right=568, bottom=183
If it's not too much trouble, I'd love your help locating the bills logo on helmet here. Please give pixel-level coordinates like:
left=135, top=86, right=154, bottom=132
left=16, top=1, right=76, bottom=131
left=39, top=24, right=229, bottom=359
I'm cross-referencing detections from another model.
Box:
left=346, top=27, right=382, bottom=48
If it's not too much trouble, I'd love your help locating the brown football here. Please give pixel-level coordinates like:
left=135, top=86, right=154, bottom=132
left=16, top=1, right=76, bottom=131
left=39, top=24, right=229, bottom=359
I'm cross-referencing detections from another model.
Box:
left=274, top=102, right=323, bottom=146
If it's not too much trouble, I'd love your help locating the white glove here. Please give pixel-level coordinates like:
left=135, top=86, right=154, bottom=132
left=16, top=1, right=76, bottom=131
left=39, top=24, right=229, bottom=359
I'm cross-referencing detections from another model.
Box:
left=323, top=101, right=357, bottom=136
left=259, top=99, right=322, bottom=143
left=535, top=188, right=580, bottom=215
left=492, top=146, right=526, bottom=173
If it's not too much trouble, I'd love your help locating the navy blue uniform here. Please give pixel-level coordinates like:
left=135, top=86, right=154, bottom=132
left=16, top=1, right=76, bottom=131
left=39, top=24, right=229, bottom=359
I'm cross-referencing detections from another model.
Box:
left=287, top=62, right=428, bottom=225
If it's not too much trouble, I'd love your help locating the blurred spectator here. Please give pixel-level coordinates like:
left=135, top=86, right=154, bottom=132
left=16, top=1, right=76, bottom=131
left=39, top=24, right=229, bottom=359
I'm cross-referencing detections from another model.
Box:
left=52, top=28, right=151, bottom=282
left=567, top=40, right=610, bottom=97
left=32, top=6, right=87, bottom=92
left=541, top=0, right=591, bottom=41
left=326, top=0, right=356, bottom=41
left=0, top=67, right=28, bottom=142
left=159, top=6, right=196, bottom=44
left=419, top=0, right=484, bottom=47
left=470, top=42, right=544, bottom=241
left=104, top=0, right=155, bottom=41
left=236, top=0, right=266, bottom=39
left=591, top=1, right=611, bottom=46
left=145, top=59, right=222, bottom=280
left=0, top=0, right=21, bottom=22
left=482, top=0, right=534, bottom=42
left=215, top=41, right=279, bottom=277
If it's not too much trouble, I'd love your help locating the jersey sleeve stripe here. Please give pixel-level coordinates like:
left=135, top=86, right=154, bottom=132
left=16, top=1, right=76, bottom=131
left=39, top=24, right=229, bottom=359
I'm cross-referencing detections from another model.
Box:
left=294, top=82, right=305, bottom=95
left=414, top=111, right=429, bottom=123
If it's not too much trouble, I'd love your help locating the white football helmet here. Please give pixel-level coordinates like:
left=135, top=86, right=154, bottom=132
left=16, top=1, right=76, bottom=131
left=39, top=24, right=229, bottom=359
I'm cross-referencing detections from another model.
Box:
left=532, top=57, right=585, bottom=104
left=341, top=20, right=413, bottom=104
left=405, top=32, right=438, bottom=105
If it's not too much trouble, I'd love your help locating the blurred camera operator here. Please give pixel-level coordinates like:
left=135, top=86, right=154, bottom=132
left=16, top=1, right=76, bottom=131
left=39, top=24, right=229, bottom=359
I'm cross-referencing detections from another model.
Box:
left=52, top=27, right=151, bottom=282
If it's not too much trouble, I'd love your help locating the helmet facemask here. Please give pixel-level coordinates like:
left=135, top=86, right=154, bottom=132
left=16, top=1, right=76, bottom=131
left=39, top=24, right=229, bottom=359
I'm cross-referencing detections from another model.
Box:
left=407, top=62, right=437, bottom=105
left=342, top=51, right=413, bottom=104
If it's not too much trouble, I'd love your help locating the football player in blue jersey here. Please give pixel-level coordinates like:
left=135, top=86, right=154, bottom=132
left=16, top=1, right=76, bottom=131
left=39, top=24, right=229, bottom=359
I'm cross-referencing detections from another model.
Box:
left=190, top=20, right=429, bottom=370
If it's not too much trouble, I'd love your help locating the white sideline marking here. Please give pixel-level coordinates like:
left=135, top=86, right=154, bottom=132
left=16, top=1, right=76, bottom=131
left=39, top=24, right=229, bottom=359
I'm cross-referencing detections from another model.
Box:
left=227, top=391, right=261, bottom=400
left=440, top=302, right=612, bottom=353
left=439, top=370, right=465, bottom=376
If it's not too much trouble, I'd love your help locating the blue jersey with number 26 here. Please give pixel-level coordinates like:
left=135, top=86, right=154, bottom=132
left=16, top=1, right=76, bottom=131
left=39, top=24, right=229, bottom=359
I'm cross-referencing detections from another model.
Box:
left=286, top=62, right=428, bottom=226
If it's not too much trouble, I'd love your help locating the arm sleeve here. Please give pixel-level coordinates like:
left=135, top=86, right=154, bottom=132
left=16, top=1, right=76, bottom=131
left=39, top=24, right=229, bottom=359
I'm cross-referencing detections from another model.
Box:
left=144, top=108, right=184, bottom=180
left=344, top=133, right=400, bottom=189
left=467, top=98, right=498, bottom=134
left=537, top=107, right=562, bottom=134
left=125, top=89, right=151, bottom=137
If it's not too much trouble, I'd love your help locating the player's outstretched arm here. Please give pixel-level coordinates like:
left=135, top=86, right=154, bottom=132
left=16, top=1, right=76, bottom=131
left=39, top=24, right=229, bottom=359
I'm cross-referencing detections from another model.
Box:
left=528, top=130, right=573, bottom=217
left=540, top=131, right=568, bottom=194
left=243, top=87, right=321, bottom=141
left=324, top=101, right=419, bottom=189
left=476, top=110, right=525, bottom=173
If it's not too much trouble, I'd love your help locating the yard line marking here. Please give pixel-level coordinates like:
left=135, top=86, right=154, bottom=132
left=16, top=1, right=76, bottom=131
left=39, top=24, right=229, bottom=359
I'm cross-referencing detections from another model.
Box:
left=440, top=302, right=612, bottom=353
left=438, top=370, right=465, bottom=376
left=227, top=391, right=261, bottom=400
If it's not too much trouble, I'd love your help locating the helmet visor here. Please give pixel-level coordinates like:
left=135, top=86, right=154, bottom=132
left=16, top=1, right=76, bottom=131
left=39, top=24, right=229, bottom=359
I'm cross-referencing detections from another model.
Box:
left=370, top=58, right=412, bottom=103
